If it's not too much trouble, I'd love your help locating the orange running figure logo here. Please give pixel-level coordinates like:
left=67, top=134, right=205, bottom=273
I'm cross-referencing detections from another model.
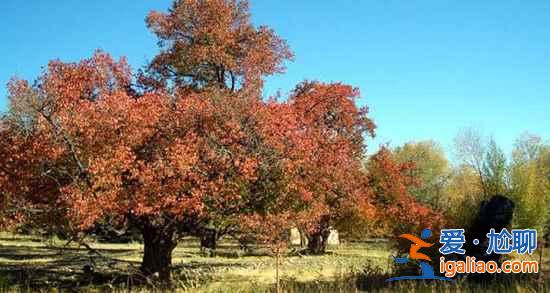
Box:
left=400, top=233, right=433, bottom=262
left=386, top=228, right=454, bottom=282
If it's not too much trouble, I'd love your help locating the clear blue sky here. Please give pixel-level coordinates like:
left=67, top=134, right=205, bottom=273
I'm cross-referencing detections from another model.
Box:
left=1, top=0, right=549, bottom=156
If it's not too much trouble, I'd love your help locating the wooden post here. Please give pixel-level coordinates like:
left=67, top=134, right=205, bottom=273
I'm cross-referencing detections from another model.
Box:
left=276, top=250, right=281, bottom=293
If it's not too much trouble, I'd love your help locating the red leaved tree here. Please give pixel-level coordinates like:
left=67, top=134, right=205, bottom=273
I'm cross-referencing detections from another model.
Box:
left=365, top=146, right=445, bottom=237
left=0, top=50, right=301, bottom=281
left=142, top=0, right=293, bottom=93
left=141, top=0, right=295, bottom=252
left=1, top=0, right=297, bottom=282
left=284, top=81, right=376, bottom=254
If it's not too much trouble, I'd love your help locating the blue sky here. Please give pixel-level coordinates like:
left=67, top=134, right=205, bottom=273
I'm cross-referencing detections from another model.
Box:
left=1, top=0, right=549, bottom=156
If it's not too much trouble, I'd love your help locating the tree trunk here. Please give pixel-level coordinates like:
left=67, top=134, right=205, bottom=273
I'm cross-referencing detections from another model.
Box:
left=307, top=228, right=330, bottom=254
left=199, top=227, right=218, bottom=256
left=140, top=226, right=177, bottom=283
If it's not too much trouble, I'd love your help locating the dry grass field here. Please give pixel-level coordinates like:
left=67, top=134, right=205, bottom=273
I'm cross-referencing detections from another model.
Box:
left=0, top=232, right=547, bottom=292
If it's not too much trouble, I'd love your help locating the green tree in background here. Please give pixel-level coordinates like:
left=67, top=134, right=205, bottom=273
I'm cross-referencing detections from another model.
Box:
left=392, top=140, right=450, bottom=210
left=508, top=133, right=550, bottom=237
left=540, top=147, right=550, bottom=240
left=482, top=139, right=508, bottom=196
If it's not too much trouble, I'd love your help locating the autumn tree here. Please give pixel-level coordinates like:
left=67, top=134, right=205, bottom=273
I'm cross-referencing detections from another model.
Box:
left=141, top=0, right=294, bottom=252
left=0, top=0, right=294, bottom=280
left=365, top=146, right=445, bottom=236
left=283, top=81, right=376, bottom=254
left=1, top=47, right=306, bottom=282
left=0, top=0, right=312, bottom=282
left=142, top=0, right=293, bottom=93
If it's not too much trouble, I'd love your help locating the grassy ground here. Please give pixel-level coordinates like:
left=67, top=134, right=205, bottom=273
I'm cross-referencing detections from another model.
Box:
left=0, top=232, right=547, bottom=292
left=0, top=233, right=390, bottom=291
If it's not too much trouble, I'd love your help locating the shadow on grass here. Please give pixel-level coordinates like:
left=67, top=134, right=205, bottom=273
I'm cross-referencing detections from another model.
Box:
left=0, top=243, right=255, bottom=291
left=0, top=262, right=139, bottom=290
left=0, top=245, right=137, bottom=262
left=0, top=243, right=147, bottom=290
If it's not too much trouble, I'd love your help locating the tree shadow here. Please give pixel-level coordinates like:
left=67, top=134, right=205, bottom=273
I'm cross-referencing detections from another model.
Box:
left=0, top=260, right=141, bottom=289
left=0, top=243, right=147, bottom=290
left=0, top=241, right=260, bottom=290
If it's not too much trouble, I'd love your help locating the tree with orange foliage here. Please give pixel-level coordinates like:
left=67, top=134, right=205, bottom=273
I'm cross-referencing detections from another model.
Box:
left=141, top=0, right=295, bottom=252
left=0, top=49, right=303, bottom=281
left=0, top=0, right=297, bottom=281
left=365, top=146, right=445, bottom=237
left=282, top=81, right=377, bottom=254
left=142, top=0, right=293, bottom=93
